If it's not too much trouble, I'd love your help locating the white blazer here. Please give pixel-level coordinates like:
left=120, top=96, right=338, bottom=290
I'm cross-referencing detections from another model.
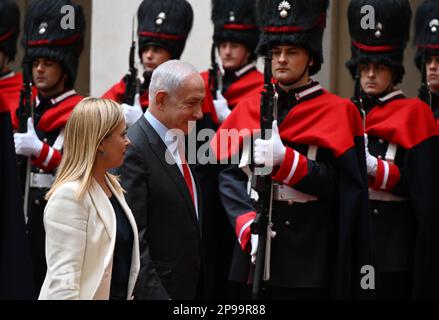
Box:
left=38, top=177, right=140, bottom=300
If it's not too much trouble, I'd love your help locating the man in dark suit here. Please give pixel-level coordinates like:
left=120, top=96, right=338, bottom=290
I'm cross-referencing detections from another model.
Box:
left=120, top=60, right=205, bottom=300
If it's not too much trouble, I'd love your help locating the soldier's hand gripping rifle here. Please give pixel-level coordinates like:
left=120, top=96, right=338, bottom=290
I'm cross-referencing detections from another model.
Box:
left=17, top=52, right=33, bottom=222
left=123, top=17, right=140, bottom=105
left=251, top=53, right=278, bottom=299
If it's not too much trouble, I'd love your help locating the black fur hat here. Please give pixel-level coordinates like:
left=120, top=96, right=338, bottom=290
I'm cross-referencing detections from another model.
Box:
left=256, top=0, right=329, bottom=76
left=414, top=0, right=439, bottom=71
left=346, top=0, right=412, bottom=85
left=23, top=0, right=85, bottom=88
left=137, top=0, right=193, bottom=59
left=0, top=0, right=20, bottom=61
left=212, top=0, right=260, bottom=58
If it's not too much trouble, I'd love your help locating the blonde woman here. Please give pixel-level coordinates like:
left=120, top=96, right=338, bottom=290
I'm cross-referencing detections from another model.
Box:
left=39, top=98, right=139, bottom=300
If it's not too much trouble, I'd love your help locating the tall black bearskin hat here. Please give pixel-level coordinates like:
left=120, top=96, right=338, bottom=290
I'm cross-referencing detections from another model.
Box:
left=212, top=0, right=260, bottom=59
left=23, top=0, right=85, bottom=88
left=137, top=0, right=193, bottom=60
left=256, top=0, right=329, bottom=76
left=0, top=0, right=20, bottom=61
left=414, top=0, right=439, bottom=71
left=346, top=0, right=412, bottom=85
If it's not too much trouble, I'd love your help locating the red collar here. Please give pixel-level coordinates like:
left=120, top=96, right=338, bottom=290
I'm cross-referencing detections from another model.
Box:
left=11, top=91, right=83, bottom=132
left=366, top=97, right=439, bottom=149
left=0, top=71, right=15, bottom=81
left=35, top=89, right=77, bottom=107
left=212, top=88, right=363, bottom=160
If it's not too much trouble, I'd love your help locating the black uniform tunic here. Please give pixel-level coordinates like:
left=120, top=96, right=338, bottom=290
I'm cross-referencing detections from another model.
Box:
left=215, top=81, right=374, bottom=299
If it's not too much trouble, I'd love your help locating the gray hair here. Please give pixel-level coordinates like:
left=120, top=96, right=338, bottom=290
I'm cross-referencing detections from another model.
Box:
left=148, top=60, right=199, bottom=104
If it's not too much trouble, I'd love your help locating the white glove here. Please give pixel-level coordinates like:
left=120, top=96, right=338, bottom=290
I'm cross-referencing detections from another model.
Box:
left=254, top=120, right=286, bottom=167
left=213, top=90, right=231, bottom=123
left=122, top=93, right=143, bottom=127
left=250, top=234, right=258, bottom=265
left=14, top=117, right=43, bottom=157
left=364, top=134, right=378, bottom=177
left=250, top=230, right=277, bottom=264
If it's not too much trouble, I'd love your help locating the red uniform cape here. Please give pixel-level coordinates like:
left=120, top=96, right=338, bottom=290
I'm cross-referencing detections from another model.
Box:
left=102, top=77, right=149, bottom=109
left=201, top=69, right=264, bottom=125
left=223, top=69, right=264, bottom=109
left=211, top=90, right=364, bottom=161
left=201, top=69, right=264, bottom=109
left=0, top=72, right=22, bottom=113
left=11, top=93, right=84, bottom=132
left=366, top=98, right=439, bottom=149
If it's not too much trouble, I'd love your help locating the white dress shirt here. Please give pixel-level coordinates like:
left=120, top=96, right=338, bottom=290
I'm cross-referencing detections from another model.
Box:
left=144, top=110, right=199, bottom=218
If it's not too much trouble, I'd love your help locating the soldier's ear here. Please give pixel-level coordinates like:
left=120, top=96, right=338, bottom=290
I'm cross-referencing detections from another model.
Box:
left=309, top=57, right=314, bottom=67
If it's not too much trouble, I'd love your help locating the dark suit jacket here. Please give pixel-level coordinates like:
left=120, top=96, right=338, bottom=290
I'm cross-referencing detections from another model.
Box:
left=120, top=116, right=202, bottom=300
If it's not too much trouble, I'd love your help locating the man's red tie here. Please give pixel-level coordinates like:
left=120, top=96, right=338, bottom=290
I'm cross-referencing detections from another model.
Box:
left=180, top=153, right=195, bottom=206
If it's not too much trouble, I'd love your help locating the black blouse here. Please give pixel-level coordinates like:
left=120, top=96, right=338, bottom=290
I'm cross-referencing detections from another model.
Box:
left=109, top=194, right=134, bottom=300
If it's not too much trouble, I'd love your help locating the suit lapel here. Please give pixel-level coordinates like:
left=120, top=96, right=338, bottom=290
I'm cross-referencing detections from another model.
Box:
left=88, top=179, right=116, bottom=269
left=138, top=117, right=199, bottom=226
left=89, top=180, right=115, bottom=238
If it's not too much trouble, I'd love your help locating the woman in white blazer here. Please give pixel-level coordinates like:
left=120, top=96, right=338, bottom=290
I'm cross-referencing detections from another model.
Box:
left=39, top=98, right=140, bottom=300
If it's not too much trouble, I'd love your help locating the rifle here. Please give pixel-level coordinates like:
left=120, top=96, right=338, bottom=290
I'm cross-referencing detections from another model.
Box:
left=208, top=43, right=223, bottom=99
left=251, top=53, right=278, bottom=299
left=17, top=52, right=33, bottom=223
left=419, top=54, right=432, bottom=108
left=123, top=17, right=139, bottom=105
left=352, top=70, right=366, bottom=128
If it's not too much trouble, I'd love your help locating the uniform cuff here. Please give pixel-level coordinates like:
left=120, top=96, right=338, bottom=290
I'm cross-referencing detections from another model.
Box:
left=235, top=211, right=256, bottom=251
left=371, top=159, right=400, bottom=192
left=32, top=144, right=62, bottom=172
left=32, top=143, right=49, bottom=167
left=272, top=147, right=308, bottom=187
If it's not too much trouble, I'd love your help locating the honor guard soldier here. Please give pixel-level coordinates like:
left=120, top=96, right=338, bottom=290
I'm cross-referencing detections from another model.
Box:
left=0, top=0, right=22, bottom=112
left=201, top=0, right=264, bottom=125
left=415, top=0, right=439, bottom=124
left=347, top=0, right=439, bottom=299
left=212, top=0, right=374, bottom=299
left=103, top=0, right=194, bottom=127
left=10, top=0, right=85, bottom=294
left=197, top=0, right=264, bottom=299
